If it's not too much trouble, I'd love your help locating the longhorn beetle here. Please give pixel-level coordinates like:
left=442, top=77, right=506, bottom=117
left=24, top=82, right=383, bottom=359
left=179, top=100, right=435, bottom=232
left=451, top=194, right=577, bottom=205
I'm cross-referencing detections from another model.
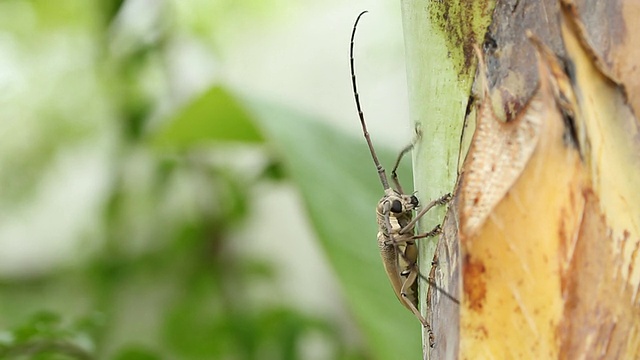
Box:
left=350, top=10, right=456, bottom=346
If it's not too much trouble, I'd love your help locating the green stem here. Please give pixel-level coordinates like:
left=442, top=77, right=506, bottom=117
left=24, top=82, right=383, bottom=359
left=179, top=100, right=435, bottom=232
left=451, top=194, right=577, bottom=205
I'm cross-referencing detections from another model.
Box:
left=399, top=0, right=494, bottom=356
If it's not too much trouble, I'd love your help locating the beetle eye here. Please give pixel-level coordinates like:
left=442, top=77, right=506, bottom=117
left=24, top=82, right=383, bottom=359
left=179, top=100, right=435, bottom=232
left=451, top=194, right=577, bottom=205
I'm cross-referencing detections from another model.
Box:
left=410, top=195, right=419, bottom=206
left=391, top=200, right=403, bottom=213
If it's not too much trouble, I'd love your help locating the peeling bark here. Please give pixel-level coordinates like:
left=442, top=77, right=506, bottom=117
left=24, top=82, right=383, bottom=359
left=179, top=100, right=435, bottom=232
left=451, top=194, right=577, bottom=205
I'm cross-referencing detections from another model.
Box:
left=406, top=0, right=640, bottom=359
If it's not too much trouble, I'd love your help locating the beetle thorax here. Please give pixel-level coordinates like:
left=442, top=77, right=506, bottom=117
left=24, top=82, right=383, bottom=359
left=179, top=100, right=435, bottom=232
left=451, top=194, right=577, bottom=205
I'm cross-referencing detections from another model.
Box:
left=376, top=189, right=419, bottom=236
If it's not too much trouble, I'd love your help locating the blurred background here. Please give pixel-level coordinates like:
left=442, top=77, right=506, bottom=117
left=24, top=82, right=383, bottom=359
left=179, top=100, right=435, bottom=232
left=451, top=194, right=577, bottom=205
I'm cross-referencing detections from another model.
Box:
left=0, top=0, right=415, bottom=359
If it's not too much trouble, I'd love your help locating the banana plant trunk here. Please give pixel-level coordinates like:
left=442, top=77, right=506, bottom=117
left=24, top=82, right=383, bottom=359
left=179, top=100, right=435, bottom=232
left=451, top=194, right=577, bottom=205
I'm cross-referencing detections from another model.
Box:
left=402, top=1, right=640, bottom=359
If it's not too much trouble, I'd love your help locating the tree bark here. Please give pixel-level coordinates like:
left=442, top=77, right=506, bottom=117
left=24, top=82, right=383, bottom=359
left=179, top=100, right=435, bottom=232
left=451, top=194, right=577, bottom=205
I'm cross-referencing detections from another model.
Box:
left=403, top=0, right=640, bottom=359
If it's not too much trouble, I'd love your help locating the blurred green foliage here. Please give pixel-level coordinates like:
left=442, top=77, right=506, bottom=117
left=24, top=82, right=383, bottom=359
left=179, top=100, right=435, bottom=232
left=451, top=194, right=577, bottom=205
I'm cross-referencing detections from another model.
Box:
left=152, top=86, right=263, bottom=148
left=0, top=1, right=422, bottom=359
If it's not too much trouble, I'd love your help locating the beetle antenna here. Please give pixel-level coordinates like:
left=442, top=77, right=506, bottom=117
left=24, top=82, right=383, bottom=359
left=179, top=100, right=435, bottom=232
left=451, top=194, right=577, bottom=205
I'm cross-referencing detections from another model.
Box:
left=350, top=11, right=390, bottom=190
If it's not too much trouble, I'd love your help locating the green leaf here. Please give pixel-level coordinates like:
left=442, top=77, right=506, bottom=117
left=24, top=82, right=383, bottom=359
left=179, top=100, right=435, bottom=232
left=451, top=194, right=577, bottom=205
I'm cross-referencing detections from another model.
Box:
left=151, top=86, right=263, bottom=149
left=245, top=98, right=421, bottom=360
left=112, top=346, right=161, bottom=360
left=0, top=312, right=95, bottom=359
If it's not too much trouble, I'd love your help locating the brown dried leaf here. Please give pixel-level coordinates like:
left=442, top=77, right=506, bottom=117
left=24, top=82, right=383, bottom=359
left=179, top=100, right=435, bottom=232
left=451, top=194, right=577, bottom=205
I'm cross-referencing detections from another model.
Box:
left=458, top=40, right=584, bottom=358
left=481, top=0, right=565, bottom=122
left=562, top=0, right=640, bottom=122
left=459, top=48, right=544, bottom=236
left=455, top=9, right=640, bottom=358
left=557, top=8, right=640, bottom=357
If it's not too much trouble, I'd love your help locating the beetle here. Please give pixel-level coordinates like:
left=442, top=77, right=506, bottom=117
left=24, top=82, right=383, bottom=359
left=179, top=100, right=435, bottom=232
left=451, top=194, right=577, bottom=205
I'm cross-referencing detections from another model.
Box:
left=349, top=10, right=454, bottom=344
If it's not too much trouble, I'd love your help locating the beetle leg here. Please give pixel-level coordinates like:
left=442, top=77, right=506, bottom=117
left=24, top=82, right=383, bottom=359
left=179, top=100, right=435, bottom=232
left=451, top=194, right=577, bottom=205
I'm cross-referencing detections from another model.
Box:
left=401, top=267, right=435, bottom=347
left=390, top=143, right=413, bottom=194
left=391, top=124, right=423, bottom=193
left=399, top=193, right=452, bottom=235
left=411, top=224, right=443, bottom=240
